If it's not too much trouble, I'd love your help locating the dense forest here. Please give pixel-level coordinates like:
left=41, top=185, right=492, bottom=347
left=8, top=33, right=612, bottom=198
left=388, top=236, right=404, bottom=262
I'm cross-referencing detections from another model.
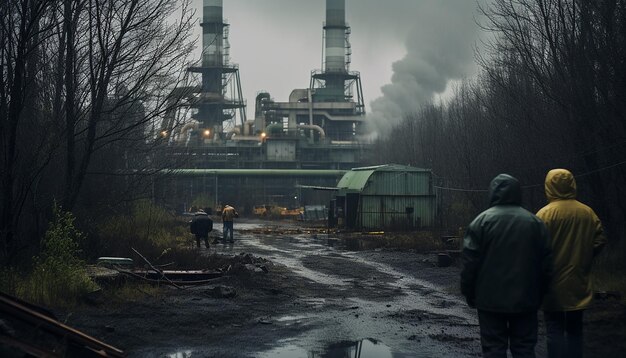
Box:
left=374, top=0, right=626, bottom=257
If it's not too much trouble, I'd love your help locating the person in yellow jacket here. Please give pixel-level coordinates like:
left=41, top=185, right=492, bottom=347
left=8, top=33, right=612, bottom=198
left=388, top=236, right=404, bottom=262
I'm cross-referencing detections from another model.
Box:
left=221, top=205, right=239, bottom=243
left=536, top=169, right=607, bottom=358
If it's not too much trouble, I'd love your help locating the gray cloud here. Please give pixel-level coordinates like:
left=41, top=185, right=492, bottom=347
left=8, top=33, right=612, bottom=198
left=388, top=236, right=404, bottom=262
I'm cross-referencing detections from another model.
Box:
left=366, top=0, right=487, bottom=136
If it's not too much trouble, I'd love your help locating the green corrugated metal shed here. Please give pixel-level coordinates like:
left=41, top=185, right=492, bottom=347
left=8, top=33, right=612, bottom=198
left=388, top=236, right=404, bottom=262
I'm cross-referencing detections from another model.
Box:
left=336, top=169, right=374, bottom=192
left=335, top=164, right=437, bottom=231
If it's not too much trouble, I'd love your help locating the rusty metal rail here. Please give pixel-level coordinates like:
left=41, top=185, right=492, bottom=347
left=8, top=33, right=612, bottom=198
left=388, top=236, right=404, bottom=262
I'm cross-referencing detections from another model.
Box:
left=0, top=292, right=125, bottom=357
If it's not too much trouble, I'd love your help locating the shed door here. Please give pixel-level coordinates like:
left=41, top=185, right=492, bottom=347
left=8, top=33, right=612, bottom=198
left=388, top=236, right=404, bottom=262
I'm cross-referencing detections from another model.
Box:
left=345, top=193, right=359, bottom=230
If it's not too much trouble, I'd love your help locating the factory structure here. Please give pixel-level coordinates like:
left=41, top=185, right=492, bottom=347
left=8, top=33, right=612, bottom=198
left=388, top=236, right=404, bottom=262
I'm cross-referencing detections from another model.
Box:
left=155, top=0, right=373, bottom=214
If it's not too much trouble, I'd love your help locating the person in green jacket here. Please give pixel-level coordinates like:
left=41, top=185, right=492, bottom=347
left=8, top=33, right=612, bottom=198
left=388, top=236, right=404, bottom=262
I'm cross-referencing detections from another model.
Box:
left=461, top=174, right=552, bottom=358
left=537, top=169, right=607, bottom=358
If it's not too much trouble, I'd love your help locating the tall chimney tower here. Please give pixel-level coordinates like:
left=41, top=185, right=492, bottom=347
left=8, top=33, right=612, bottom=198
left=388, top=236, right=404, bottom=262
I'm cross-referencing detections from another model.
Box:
left=308, top=0, right=365, bottom=139
left=202, top=0, right=223, bottom=68
left=324, top=0, right=347, bottom=73
left=310, top=0, right=363, bottom=112
left=188, top=0, right=246, bottom=140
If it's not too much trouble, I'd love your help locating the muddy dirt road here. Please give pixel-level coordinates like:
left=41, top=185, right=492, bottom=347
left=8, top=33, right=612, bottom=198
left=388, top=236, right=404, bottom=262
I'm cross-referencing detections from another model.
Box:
left=66, top=220, right=549, bottom=357
left=227, top=222, right=482, bottom=357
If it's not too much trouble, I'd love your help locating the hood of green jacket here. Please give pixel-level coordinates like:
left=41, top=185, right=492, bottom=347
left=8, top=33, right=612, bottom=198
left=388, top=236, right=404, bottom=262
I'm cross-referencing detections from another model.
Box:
left=545, top=168, right=577, bottom=202
left=489, top=174, right=521, bottom=207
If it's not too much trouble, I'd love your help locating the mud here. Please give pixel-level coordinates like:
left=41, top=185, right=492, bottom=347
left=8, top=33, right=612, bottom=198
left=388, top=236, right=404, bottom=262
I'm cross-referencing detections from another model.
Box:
left=59, top=220, right=625, bottom=357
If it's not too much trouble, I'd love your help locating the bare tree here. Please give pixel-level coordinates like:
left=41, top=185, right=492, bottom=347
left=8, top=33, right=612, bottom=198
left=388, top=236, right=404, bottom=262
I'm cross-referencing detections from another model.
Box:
left=0, top=0, right=59, bottom=260
left=0, top=0, right=195, bottom=262
left=479, top=0, right=626, bottom=238
left=61, top=0, right=195, bottom=210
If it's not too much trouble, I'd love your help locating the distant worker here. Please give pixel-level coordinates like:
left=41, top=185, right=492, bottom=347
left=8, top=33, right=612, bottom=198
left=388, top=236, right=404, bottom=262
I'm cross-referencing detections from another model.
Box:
left=221, top=205, right=239, bottom=243
left=461, top=174, right=552, bottom=358
left=190, top=209, right=213, bottom=249
left=536, top=169, right=607, bottom=358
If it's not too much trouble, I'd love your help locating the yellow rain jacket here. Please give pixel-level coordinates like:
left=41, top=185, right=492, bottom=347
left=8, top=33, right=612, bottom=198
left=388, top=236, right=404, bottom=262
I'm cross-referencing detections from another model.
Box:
left=222, top=205, right=238, bottom=222
left=536, top=169, right=607, bottom=311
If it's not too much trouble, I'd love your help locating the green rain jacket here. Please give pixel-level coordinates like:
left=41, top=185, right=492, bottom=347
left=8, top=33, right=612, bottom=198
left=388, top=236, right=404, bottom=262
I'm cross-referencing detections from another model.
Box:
left=461, top=174, right=552, bottom=313
left=536, top=169, right=607, bottom=311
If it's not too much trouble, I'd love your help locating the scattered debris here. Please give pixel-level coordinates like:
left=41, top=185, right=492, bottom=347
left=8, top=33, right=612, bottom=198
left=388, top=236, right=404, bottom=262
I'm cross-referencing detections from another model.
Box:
left=132, top=247, right=185, bottom=289
left=140, top=269, right=222, bottom=281
left=225, top=253, right=272, bottom=276
left=118, top=269, right=223, bottom=286
left=97, top=257, right=134, bottom=267
left=244, top=264, right=265, bottom=273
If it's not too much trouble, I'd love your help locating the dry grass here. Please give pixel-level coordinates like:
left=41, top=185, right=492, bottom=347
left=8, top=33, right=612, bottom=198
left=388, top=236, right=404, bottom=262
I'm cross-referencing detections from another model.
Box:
left=592, top=239, right=626, bottom=303
left=90, top=201, right=229, bottom=270
left=593, top=266, right=626, bottom=303
left=103, top=283, right=163, bottom=304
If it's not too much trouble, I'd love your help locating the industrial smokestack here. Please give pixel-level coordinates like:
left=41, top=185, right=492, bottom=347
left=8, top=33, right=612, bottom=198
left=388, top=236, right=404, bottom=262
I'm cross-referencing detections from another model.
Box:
left=324, top=0, right=346, bottom=73
left=189, top=0, right=246, bottom=132
left=202, top=0, right=223, bottom=67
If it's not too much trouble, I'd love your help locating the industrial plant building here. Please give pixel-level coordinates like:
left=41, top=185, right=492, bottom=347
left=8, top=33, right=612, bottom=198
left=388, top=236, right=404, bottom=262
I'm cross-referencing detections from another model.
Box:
left=154, top=0, right=373, bottom=213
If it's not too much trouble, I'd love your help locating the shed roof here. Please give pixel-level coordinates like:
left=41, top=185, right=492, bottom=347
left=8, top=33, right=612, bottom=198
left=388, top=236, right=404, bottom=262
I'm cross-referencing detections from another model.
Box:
left=336, top=164, right=429, bottom=192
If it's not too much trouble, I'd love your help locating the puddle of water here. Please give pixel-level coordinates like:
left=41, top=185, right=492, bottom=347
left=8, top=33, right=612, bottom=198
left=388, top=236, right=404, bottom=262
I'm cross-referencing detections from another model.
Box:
left=258, top=338, right=394, bottom=358
left=167, top=350, right=193, bottom=358
left=275, top=314, right=311, bottom=322
left=257, top=344, right=307, bottom=358
left=298, top=297, right=327, bottom=306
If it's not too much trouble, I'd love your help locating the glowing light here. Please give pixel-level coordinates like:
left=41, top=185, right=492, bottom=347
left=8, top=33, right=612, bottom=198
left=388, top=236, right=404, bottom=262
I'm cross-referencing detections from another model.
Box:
left=203, top=129, right=211, bottom=137
left=260, top=132, right=267, bottom=138
left=161, top=130, right=168, bottom=137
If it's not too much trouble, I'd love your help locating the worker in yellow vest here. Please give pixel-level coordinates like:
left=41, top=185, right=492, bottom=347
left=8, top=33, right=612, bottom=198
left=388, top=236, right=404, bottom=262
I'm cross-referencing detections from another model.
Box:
left=221, top=205, right=239, bottom=243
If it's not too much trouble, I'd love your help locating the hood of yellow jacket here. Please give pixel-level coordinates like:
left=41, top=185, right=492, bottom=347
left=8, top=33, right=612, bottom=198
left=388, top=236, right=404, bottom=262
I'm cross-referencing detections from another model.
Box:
left=545, top=168, right=577, bottom=202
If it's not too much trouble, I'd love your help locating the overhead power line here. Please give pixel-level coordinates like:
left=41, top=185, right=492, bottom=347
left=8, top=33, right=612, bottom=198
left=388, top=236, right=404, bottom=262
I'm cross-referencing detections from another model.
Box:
left=433, top=160, right=626, bottom=193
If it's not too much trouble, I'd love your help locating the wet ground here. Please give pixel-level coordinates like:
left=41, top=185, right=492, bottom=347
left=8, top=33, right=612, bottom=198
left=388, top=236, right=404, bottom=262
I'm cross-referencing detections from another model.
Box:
left=62, top=220, right=624, bottom=357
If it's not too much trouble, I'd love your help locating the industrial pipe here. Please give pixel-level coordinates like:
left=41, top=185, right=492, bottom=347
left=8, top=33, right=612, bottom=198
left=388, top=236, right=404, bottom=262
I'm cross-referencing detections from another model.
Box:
left=176, top=121, right=200, bottom=142
left=297, top=124, right=326, bottom=140
left=225, top=127, right=241, bottom=140
left=289, top=89, right=309, bottom=103
left=230, top=134, right=262, bottom=142
left=160, top=86, right=200, bottom=134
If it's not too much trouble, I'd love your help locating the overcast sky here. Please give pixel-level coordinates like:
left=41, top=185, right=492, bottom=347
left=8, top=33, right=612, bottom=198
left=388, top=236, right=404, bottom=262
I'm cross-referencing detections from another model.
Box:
left=189, top=0, right=488, bottom=133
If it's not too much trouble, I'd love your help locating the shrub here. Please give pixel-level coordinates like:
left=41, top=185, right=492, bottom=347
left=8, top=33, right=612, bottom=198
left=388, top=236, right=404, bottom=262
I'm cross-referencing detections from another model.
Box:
left=0, top=267, right=20, bottom=295
left=93, top=200, right=215, bottom=268
left=7, top=205, right=98, bottom=307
